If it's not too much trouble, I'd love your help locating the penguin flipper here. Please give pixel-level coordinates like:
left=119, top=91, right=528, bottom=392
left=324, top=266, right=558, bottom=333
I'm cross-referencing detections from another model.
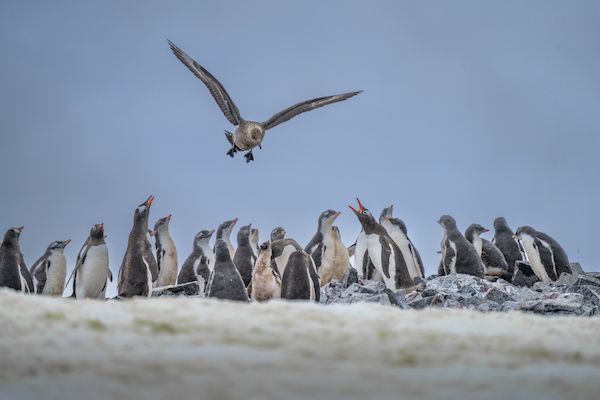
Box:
left=107, top=268, right=113, bottom=282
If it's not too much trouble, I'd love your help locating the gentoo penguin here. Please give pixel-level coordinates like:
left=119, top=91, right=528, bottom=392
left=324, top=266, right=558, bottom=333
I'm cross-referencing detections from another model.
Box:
left=117, top=196, right=159, bottom=298
left=168, top=40, right=362, bottom=162
left=153, top=215, right=178, bottom=288
left=513, top=226, right=572, bottom=283
left=250, top=228, right=259, bottom=259
left=281, top=250, right=319, bottom=301
left=349, top=199, right=418, bottom=291
left=304, top=209, right=341, bottom=271
left=465, top=224, right=508, bottom=277
left=206, top=239, right=248, bottom=301
left=380, top=217, right=425, bottom=279
left=177, top=230, right=215, bottom=292
left=251, top=241, right=281, bottom=302
left=30, top=240, right=70, bottom=296
left=0, top=227, right=33, bottom=293
left=438, top=215, right=485, bottom=278
left=214, top=218, right=238, bottom=259
left=270, top=227, right=286, bottom=242
left=233, top=224, right=256, bottom=286
left=318, top=226, right=351, bottom=286
left=379, top=205, right=393, bottom=224
left=492, top=217, right=525, bottom=280
left=352, top=229, right=377, bottom=280
left=271, top=238, right=303, bottom=276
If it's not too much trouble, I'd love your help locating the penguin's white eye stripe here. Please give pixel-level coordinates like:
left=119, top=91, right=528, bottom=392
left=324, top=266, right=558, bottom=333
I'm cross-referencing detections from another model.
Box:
left=137, top=206, right=147, bottom=213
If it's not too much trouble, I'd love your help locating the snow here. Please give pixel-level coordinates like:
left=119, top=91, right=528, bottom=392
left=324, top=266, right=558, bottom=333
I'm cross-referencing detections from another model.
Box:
left=1, top=288, right=599, bottom=400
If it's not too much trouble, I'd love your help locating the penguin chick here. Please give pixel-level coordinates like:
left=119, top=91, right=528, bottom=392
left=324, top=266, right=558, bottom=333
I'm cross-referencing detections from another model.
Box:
left=178, top=230, right=215, bottom=292
left=214, top=218, right=238, bottom=259
left=349, top=199, right=418, bottom=291
left=492, top=217, right=525, bottom=281
left=281, top=250, right=319, bottom=301
left=207, top=239, right=248, bottom=301
left=271, top=238, right=303, bottom=276
left=513, top=226, right=571, bottom=283
left=250, top=228, right=259, bottom=259
left=304, top=209, right=340, bottom=271
left=0, top=227, right=33, bottom=293
left=438, top=215, right=485, bottom=278
left=117, top=196, right=158, bottom=298
left=270, top=227, right=286, bottom=242
left=251, top=241, right=281, bottom=302
left=30, top=240, right=70, bottom=296
left=153, top=215, right=178, bottom=288
left=465, top=224, right=508, bottom=277
left=233, top=224, right=256, bottom=286
left=318, top=226, right=351, bottom=286
left=67, top=223, right=111, bottom=299
left=380, top=217, right=425, bottom=279
left=379, top=205, right=393, bottom=224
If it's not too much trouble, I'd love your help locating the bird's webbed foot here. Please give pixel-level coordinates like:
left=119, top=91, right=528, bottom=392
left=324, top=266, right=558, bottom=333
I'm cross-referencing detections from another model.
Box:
left=227, top=146, right=238, bottom=158
left=244, top=150, right=254, bottom=163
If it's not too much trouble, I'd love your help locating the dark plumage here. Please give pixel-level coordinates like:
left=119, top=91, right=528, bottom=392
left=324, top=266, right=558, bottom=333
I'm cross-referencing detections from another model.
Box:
left=178, top=230, right=215, bottom=290
left=438, top=215, right=485, bottom=278
left=492, top=217, right=524, bottom=281
left=207, top=240, right=248, bottom=301
left=0, top=227, right=32, bottom=293
left=233, top=224, right=256, bottom=287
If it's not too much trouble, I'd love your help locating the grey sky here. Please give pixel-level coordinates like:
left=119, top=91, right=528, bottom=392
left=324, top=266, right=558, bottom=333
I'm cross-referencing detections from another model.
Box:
left=1, top=1, right=599, bottom=297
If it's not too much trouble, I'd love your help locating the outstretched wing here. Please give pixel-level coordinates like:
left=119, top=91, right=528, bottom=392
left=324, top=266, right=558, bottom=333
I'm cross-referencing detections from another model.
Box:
left=168, top=40, right=242, bottom=126
left=262, top=90, right=362, bottom=131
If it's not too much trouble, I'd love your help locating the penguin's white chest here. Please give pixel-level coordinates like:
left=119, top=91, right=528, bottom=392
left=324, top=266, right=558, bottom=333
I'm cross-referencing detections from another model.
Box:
left=76, top=244, right=109, bottom=299
left=42, top=252, right=67, bottom=296
left=391, top=231, right=421, bottom=279
left=519, top=234, right=553, bottom=283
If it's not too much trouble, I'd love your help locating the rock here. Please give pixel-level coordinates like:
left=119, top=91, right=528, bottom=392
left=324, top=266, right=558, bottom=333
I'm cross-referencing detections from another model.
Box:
left=563, top=285, right=600, bottom=306
left=383, top=289, right=410, bottom=309
left=151, top=282, right=200, bottom=297
left=515, top=260, right=535, bottom=276
left=512, top=268, right=541, bottom=287
left=421, top=288, right=438, bottom=298
left=408, top=295, right=435, bottom=309
left=586, top=272, right=600, bottom=279
left=339, top=267, right=359, bottom=289
left=484, top=287, right=515, bottom=304
left=569, top=262, right=584, bottom=275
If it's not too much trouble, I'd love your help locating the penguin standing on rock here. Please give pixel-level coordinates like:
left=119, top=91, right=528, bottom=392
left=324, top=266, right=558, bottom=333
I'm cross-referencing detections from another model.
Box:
left=251, top=241, right=281, bottom=302
left=349, top=199, right=418, bottom=291
left=233, top=224, right=256, bottom=287
left=438, top=215, right=485, bottom=278
left=214, top=219, right=238, bottom=259
left=492, top=217, right=524, bottom=280
left=153, top=215, right=178, bottom=288
left=0, top=227, right=33, bottom=293
left=513, top=226, right=572, bottom=283
left=207, top=240, right=248, bottom=301
left=304, top=209, right=341, bottom=271
left=30, top=240, right=70, bottom=296
left=381, top=217, right=425, bottom=279
left=117, top=196, right=158, bottom=298
left=465, top=224, right=508, bottom=277
left=177, top=230, right=215, bottom=292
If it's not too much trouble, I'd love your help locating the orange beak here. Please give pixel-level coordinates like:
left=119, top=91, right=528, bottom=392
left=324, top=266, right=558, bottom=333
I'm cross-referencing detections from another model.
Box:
left=147, top=195, right=154, bottom=206
left=65, top=239, right=71, bottom=244
left=99, top=223, right=104, bottom=228
left=210, top=230, right=215, bottom=234
left=19, top=227, right=24, bottom=232
left=167, top=215, right=171, bottom=220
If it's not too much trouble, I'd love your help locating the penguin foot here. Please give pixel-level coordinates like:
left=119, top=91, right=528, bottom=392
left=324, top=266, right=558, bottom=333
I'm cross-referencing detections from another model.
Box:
left=244, top=151, right=254, bottom=162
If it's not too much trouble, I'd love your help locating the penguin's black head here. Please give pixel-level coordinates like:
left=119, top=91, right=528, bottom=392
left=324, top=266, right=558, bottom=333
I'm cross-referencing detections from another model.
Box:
left=513, top=226, right=535, bottom=240
left=90, top=223, right=104, bottom=239
left=379, top=205, right=393, bottom=224
left=319, top=210, right=341, bottom=229
left=465, top=224, right=488, bottom=241
left=270, top=227, right=286, bottom=241
left=134, top=195, right=154, bottom=223
left=493, top=217, right=513, bottom=235
left=214, top=239, right=231, bottom=261
left=48, top=240, right=71, bottom=252
left=438, top=215, right=457, bottom=231
left=237, top=224, right=252, bottom=245
left=194, top=230, right=214, bottom=246
left=259, top=240, right=270, bottom=251
left=349, top=199, right=380, bottom=234
left=2, top=226, right=23, bottom=245
left=154, top=215, right=171, bottom=232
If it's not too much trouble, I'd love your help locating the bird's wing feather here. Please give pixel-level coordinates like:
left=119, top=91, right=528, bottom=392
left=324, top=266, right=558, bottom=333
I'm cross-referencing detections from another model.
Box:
left=262, top=91, right=362, bottom=131
left=168, top=40, right=242, bottom=126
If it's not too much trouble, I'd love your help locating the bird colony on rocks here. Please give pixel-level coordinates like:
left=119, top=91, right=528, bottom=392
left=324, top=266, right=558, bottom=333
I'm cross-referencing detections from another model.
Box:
left=2, top=195, right=595, bottom=316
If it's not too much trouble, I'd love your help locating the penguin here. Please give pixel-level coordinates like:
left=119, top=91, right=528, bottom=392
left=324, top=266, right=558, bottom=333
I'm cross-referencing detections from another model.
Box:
left=304, top=209, right=341, bottom=271
left=30, top=240, right=70, bottom=296
left=513, top=226, right=572, bottom=283
left=251, top=241, right=281, bottom=302
left=271, top=238, right=303, bottom=276
left=281, top=250, right=319, bottom=301
left=66, top=223, right=111, bottom=299
left=270, top=227, right=286, bottom=242
left=379, top=205, right=393, bottom=224
left=352, top=229, right=377, bottom=280
left=168, top=40, right=362, bottom=162
left=380, top=217, right=425, bottom=279
left=177, top=229, right=215, bottom=292
left=250, top=228, right=259, bottom=259
left=153, top=215, right=178, bottom=288
left=492, top=217, right=525, bottom=280
left=465, top=224, right=509, bottom=277
left=438, top=215, right=485, bottom=278
left=206, top=239, right=248, bottom=301
left=318, top=226, right=351, bottom=286
left=117, top=196, right=159, bottom=298
left=147, top=229, right=157, bottom=267
left=349, top=199, right=418, bottom=291
left=214, top=218, right=238, bottom=259
left=233, top=224, right=256, bottom=286
left=0, top=227, right=33, bottom=293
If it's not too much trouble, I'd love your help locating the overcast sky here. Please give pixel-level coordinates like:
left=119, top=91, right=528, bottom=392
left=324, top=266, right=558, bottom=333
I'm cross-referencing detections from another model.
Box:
left=1, top=1, right=599, bottom=298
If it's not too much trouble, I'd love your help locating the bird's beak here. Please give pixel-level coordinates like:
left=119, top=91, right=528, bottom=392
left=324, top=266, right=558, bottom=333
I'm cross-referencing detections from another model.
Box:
left=99, top=223, right=104, bottom=228
left=64, top=240, right=71, bottom=246
left=167, top=215, right=171, bottom=220
left=19, top=227, right=24, bottom=232
left=483, top=229, right=489, bottom=232
left=282, top=231, right=286, bottom=235
left=257, top=141, right=262, bottom=150
left=356, top=198, right=364, bottom=213
left=147, top=195, right=154, bottom=206
left=210, top=230, right=215, bottom=234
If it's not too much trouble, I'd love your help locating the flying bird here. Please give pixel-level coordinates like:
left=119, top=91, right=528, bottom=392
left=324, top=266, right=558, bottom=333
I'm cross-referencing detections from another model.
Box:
left=168, top=40, right=362, bottom=162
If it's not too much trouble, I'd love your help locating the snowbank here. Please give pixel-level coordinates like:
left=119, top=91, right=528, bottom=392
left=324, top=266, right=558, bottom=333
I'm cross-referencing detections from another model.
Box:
left=1, top=288, right=599, bottom=400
